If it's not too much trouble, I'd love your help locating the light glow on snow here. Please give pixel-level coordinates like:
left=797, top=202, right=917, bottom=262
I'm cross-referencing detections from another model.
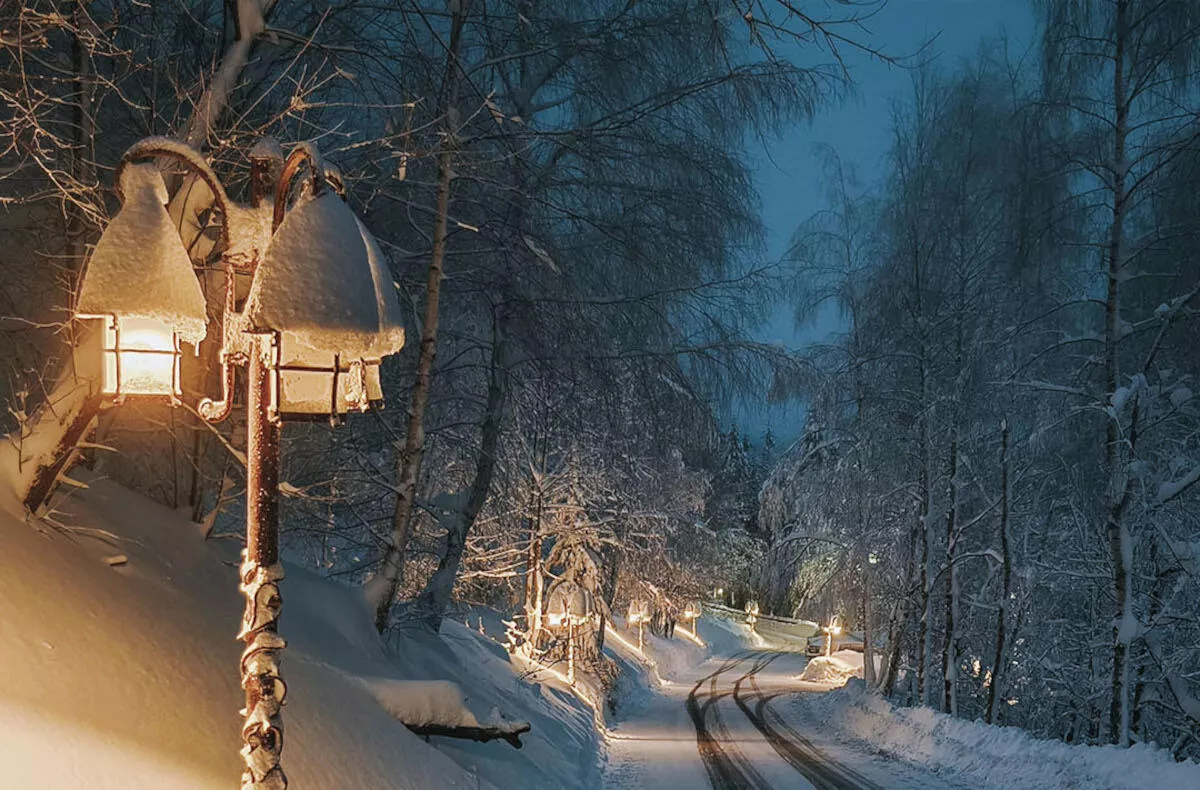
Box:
left=675, top=624, right=706, bottom=647
left=605, top=623, right=644, bottom=655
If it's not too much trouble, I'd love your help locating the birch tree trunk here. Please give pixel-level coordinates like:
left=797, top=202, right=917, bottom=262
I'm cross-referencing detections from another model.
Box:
left=881, top=538, right=913, bottom=697
left=986, top=420, right=1011, bottom=724
left=942, top=431, right=960, bottom=715
left=914, top=241, right=933, bottom=708
left=370, top=4, right=468, bottom=632
left=523, top=437, right=546, bottom=648
left=1104, top=0, right=1134, bottom=747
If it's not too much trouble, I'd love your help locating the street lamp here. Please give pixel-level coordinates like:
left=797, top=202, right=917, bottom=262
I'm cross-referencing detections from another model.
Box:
left=628, top=599, right=650, bottom=651
left=72, top=136, right=406, bottom=789
left=74, top=163, right=209, bottom=399
left=547, top=583, right=593, bottom=685
left=744, top=600, right=760, bottom=632
left=823, top=615, right=843, bottom=658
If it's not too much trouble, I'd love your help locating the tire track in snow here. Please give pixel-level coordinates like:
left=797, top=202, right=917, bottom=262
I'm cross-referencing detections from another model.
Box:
left=733, top=673, right=882, bottom=790
left=686, top=652, right=775, bottom=790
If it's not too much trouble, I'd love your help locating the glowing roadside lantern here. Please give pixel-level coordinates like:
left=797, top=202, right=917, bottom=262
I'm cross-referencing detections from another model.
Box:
left=75, top=164, right=208, bottom=399
left=99, top=315, right=182, bottom=396
left=243, top=191, right=405, bottom=420
left=547, top=582, right=593, bottom=627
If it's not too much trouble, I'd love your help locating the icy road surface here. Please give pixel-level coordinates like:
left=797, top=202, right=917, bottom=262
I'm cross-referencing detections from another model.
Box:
left=604, top=648, right=965, bottom=790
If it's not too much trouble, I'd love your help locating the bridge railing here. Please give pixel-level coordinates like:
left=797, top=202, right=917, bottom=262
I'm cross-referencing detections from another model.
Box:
left=702, top=602, right=820, bottom=644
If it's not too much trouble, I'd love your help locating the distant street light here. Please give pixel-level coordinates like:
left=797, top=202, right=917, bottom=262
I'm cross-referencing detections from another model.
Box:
left=744, top=600, right=760, bottom=632
left=823, top=615, right=843, bottom=657
left=547, top=583, right=594, bottom=685
left=864, top=550, right=878, bottom=687
left=628, top=599, right=651, bottom=651
left=73, top=137, right=406, bottom=789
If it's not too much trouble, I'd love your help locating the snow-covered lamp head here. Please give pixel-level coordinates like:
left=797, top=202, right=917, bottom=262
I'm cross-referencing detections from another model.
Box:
left=242, top=155, right=405, bottom=421
left=75, top=164, right=208, bottom=399
left=547, top=582, right=593, bottom=628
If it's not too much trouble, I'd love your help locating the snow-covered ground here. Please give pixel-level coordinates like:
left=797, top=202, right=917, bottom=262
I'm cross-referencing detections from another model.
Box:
left=600, top=613, right=1200, bottom=790
left=5, top=470, right=1197, bottom=790
left=784, top=679, right=1200, bottom=790
left=601, top=617, right=960, bottom=789
left=0, top=474, right=598, bottom=789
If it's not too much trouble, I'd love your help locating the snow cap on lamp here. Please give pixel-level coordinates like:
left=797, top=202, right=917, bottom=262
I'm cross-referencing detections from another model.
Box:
left=242, top=181, right=405, bottom=417
left=75, top=163, right=208, bottom=345
left=548, top=582, right=593, bottom=622
left=243, top=191, right=405, bottom=358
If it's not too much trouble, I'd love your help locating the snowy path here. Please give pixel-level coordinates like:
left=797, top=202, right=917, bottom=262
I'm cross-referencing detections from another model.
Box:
left=604, top=648, right=965, bottom=790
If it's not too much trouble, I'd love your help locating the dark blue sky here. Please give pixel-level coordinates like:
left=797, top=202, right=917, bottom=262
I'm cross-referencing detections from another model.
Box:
left=734, top=0, right=1035, bottom=445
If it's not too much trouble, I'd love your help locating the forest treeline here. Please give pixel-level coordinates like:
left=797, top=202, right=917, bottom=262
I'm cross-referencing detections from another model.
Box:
left=0, top=0, right=853, bottom=696
left=6, top=0, right=1196, bottom=763
left=758, top=0, right=1200, bottom=757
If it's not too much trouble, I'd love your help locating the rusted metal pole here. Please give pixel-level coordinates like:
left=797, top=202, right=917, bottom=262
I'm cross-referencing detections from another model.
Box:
left=239, top=336, right=286, bottom=790
left=238, top=146, right=287, bottom=790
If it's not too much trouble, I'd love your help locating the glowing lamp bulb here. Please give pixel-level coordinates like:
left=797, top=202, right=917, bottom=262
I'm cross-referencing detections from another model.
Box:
left=101, top=315, right=186, bottom=397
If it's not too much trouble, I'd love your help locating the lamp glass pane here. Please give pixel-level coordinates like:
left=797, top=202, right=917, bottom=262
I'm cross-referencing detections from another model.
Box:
left=276, top=360, right=384, bottom=417
left=277, top=368, right=335, bottom=415
left=102, top=316, right=180, bottom=396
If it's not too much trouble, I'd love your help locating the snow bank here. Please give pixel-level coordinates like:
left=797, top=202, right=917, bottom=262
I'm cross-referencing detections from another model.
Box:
left=0, top=476, right=597, bottom=789
left=797, top=649, right=882, bottom=685
left=697, top=611, right=774, bottom=653
left=352, top=676, right=530, bottom=736
left=384, top=607, right=602, bottom=789
left=603, top=616, right=712, bottom=686
left=790, top=681, right=1200, bottom=790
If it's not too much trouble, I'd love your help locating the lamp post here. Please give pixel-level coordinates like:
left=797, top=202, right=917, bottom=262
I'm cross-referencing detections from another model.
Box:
left=864, top=551, right=878, bottom=687
left=744, top=600, right=760, bottom=633
left=628, top=599, right=650, bottom=652
left=547, top=583, right=593, bottom=685
left=823, top=615, right=843, bottom=658
left=72, top=137, right=406, bottom=789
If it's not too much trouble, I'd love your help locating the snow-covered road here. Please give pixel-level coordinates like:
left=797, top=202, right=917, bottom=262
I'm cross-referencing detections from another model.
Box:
left=604, top=647, right=964, bottom=790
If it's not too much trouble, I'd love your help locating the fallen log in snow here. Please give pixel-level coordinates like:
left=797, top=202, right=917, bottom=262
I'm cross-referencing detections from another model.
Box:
left=353, top=676, right=532, bottom=748
left=405, top=721, right=532, bottom=749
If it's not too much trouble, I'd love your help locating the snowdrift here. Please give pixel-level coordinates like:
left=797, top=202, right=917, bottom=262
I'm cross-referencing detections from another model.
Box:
left=0, top=476, right=596, bottom=789
left=788, top=679, right=1200, bottom=790
left=603, top=612, right=753, bottom=690
left=798, top=649, right=882, bottom=685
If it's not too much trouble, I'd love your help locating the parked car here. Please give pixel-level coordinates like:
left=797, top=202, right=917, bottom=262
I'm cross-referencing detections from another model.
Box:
left=806, top=630, right=866, bottom=656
